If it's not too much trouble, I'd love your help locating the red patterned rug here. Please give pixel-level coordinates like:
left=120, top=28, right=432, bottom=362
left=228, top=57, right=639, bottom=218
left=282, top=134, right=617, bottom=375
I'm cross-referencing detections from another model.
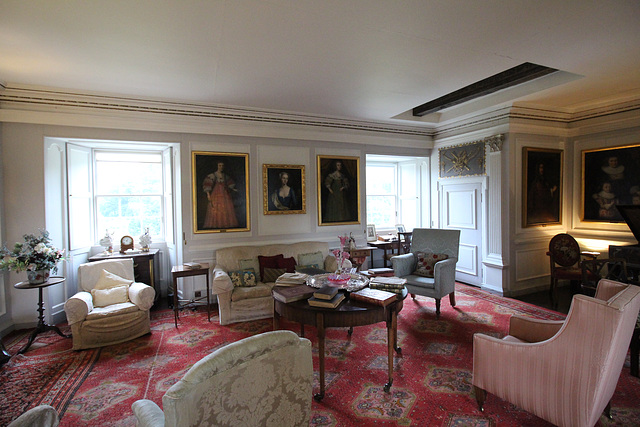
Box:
left=1, top=284, right=639, bottom=426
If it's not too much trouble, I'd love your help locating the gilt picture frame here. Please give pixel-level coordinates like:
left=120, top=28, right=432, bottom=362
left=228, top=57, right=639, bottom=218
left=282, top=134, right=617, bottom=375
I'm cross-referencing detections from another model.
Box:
left=522, top=147, right=563, bottom=227
left=581, top=144, right=640, bottom=222
left=192, top=151, right=250, bottom=233
left=263, top=164, right=306, bottom=215
left=317, top=155, right=360, bottom=226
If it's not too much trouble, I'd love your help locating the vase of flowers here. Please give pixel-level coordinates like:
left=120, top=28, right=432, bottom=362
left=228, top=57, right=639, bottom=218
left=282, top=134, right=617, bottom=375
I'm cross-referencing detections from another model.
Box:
left=0, top=230, right=66, bottom=284
left=327, top=235, right=351, bottom=285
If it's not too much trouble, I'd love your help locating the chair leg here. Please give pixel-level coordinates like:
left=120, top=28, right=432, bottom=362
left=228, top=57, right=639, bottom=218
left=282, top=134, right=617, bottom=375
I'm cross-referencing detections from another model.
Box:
left=549, top=277, right=557, bottom=308
left=474, top=386, right=486, bottom=412
left=411, top=293, right=416, bottom=300
left=604, top=400, right=612, bottom=419
left=449, top=292, right=456, bottom=307
left=435, top=299, right=441, bottom=317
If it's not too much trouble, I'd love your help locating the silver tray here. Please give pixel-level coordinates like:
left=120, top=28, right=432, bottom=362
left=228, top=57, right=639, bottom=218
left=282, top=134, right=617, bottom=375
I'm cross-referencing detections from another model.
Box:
left=306, top=273, right=369, bottom=292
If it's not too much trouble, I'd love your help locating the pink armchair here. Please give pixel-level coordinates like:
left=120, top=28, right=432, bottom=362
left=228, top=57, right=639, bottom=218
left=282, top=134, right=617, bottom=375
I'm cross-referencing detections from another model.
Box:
left=472, top=279, right=640, bottom=427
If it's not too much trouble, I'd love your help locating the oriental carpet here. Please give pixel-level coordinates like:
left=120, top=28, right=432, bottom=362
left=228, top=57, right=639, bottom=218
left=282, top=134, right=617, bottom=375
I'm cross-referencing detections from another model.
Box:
left=1, top=284, right=639, bottom=426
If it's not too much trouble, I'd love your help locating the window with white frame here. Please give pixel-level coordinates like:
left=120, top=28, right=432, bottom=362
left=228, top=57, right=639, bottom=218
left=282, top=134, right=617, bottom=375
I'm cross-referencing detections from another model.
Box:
left=94, top=151, right=165, bottom=241
left=366, top=156, right=426, bottom=233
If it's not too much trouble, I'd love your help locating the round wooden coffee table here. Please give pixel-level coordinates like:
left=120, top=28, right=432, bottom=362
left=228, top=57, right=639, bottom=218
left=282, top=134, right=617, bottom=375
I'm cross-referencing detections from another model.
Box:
left=273, top=288, right=407, bottom=401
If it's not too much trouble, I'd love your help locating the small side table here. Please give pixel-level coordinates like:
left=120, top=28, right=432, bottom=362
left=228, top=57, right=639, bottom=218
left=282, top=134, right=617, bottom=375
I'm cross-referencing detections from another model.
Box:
left=14, top=277, right=71, bottom=354
left=171, top=264, right=210, bottom=327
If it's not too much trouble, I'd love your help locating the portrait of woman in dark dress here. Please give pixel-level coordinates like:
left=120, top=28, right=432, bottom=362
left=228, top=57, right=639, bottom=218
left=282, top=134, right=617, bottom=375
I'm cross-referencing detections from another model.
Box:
left=318, top=156, right=360, bottom=225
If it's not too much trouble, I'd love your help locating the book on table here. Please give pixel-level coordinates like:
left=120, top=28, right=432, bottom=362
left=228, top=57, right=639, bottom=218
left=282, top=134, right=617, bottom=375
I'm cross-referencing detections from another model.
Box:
left=369, top=276, right=406, bottom=286
left=313, top=285, right=339, bottom=300
left=272, top=284, right=315, bottom=303
left=275, top=272, right=309, bottom=286
left=183, top=262, right=201, bottom=269
left=307, top=292, right=345, bottom=308
left=365, top=267, right=395, bottom=277
left=349, top=288, right=397, bottom=306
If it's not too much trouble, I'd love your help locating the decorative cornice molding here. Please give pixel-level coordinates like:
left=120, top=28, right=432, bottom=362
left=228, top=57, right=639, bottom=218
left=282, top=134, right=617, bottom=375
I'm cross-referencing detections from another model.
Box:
left=485, top=134, right=504, bottom=152
left=0, top=85, right=434, bottom=138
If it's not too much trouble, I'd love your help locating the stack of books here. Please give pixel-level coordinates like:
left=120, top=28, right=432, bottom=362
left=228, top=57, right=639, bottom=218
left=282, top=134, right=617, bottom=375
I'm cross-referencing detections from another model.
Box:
left=272, top=284, right=315, bottom=303
left=350, top=287, right=398, bottom=306
left=275, top=272, right=309, bottom=286
left=369, top=276, right=406, bottom=294
left=364, top=267, right=395, bottom=277
left=307, top=285, right=344, bottom=308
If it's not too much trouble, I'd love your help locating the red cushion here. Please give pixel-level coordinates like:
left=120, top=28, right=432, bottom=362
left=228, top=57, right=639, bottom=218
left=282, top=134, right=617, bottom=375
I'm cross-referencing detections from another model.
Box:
left=277, top=256, right=297, bottom=273
left=258, top=254, right=284, bottom=280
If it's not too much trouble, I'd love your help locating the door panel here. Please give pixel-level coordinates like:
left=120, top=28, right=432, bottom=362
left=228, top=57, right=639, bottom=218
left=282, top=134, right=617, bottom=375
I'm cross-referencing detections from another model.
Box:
left=441, top=182, right=483, bottom=286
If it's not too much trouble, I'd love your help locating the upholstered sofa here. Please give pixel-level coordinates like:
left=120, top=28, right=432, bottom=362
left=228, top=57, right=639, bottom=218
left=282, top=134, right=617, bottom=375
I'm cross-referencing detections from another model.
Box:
left=212, top=241, right=348, bottom=325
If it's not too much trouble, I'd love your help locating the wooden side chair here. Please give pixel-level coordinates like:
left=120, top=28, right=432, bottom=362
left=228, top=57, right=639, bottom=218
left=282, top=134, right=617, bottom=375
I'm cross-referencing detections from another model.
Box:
left=398, top=232, right=412, bottom=254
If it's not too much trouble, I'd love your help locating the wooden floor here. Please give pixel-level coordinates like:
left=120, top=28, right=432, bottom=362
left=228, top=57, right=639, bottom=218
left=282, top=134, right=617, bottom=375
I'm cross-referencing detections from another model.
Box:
left=512, top=285, right=573, bottom=315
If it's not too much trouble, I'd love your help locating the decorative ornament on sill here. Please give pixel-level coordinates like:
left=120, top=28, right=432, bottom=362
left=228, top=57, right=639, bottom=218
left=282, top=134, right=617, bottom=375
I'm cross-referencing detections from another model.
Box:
left=139, top=228, right=152, bottom=252
left=0, top=229, right=66, bottom=284
left=328, top=235, right=351, bottom=285
left=99, top=229, right=114, bottom=254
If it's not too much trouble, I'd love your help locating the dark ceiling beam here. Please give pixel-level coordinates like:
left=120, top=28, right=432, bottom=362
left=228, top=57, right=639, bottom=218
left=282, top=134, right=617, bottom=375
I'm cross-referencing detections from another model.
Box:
left=412, top=62, right=558, bottom=117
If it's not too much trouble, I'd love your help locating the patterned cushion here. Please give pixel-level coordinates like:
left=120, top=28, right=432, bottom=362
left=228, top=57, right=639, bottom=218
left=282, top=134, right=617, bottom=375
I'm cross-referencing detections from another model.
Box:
left=239, top=258, right=261, bottom=282
left=229, top=269, right=257, bottom=287
left=414, top=252, right=449, bottom=278
left=263, top=267, right=286, bottom=283
left=277, top=257, right=297, bottom=273
left=258, top=254, right=284, bottom=280
left=298, top=251, right=324, bottom=268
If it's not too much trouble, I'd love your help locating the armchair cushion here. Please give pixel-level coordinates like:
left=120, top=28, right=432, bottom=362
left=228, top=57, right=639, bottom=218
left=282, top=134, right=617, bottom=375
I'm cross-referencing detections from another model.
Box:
left=86, top=302, right=140, bottom=319
left=263, top=267, right=286, bottom=283
left=239, top=258, right=261, bottom=281
left=91, top=285, right=129, bottom=307
left=277, top=256, right=297, bottom=272
left=94, top=269, right=133, bottom=290
left=415, top=252, right=448, bottom=278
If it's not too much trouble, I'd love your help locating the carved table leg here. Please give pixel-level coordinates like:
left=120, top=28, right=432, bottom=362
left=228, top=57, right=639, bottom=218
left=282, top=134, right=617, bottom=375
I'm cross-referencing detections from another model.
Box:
left=314, top=312, right=325, bottom=401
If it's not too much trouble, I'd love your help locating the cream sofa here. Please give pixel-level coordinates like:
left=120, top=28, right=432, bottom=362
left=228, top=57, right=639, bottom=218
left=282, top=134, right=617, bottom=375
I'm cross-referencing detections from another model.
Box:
left=212, top=241, right=348, bottom=325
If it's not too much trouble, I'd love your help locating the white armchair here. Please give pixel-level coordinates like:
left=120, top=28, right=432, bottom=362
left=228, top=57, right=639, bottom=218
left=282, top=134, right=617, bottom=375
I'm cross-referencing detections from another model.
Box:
left=132, top=330, right=313, bottom=427
left=391, top=228, right=460, bottom=317
left=64, top=258, right=155, bottom=350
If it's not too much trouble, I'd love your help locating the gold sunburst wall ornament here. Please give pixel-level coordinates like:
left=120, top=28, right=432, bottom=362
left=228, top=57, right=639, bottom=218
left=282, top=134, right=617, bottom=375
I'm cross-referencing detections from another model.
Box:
left=439, top=140, right=487, bottom=178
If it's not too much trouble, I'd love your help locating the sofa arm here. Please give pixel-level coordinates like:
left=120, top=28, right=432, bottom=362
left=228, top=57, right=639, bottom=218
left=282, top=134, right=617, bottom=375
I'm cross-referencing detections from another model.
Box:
left=212, top=266, right=233, bottom=295
left=129, top=282, right=156, bottom=310
left=132, top=399, right=165, bottom=427
left=391, top=253, right=416, bottom=277
left=64, top=291, right=93, bottom=325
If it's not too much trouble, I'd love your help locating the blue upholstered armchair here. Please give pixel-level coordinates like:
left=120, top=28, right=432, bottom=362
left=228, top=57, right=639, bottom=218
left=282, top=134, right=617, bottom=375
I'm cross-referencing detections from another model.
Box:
left=391, top=228, right=460, bottom=317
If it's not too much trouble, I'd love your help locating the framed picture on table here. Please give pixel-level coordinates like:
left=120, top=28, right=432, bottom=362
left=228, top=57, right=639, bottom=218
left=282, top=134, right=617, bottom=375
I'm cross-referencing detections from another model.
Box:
left=263, top=164, right=306, bottom=215
left=366, top=224, right=377, bottom=242
left=192, top=151, right=250, bottom=233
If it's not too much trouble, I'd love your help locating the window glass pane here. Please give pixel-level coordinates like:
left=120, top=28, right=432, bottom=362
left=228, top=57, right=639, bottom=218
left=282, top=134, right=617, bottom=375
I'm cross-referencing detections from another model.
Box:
left=366, top=195, right=395, bottom=227
left=366, top=165, right=395, bottom=194
left=96, top=195, right=162, bottom=239
left=96, top=161, right=162, bottom=194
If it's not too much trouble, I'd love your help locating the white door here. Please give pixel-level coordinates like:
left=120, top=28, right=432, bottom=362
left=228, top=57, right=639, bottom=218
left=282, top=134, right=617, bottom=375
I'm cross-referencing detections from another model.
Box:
left=440, top=182, right=483, bottom=286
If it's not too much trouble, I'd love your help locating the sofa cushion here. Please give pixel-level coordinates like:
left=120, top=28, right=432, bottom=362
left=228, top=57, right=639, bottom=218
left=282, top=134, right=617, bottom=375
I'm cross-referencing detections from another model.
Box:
left=258, top=254, right=284, bottom=279
left=415, top=252, right=449, bottom=278
left=298, top=251, right=324, bottom=268
left=263, top=267, right=286, bottom=283
left=229, top=269, right=257, bottom=287
left=231, top=283, right=273, bottom=301
left=277, top=256, right=297, bottom=273
left=238, top=258, right=261, bottom=282
left=91, top=285, right=129, bottom=307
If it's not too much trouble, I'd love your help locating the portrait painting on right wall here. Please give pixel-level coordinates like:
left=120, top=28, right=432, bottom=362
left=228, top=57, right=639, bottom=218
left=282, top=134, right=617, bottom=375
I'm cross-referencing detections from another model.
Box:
left=582, top=144, right=640, bottom=222
left=523, top=147, right=563, bottom=227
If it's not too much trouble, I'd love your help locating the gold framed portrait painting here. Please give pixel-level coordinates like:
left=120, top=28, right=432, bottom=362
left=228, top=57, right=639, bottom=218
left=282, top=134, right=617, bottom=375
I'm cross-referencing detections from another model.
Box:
left=317, top=155, right=360, bottom=226
left=523, top=147, right=563, bottom=227
left=192, top=151, right=250, bottom=233
left=263, top=164, right=306, bottom=215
